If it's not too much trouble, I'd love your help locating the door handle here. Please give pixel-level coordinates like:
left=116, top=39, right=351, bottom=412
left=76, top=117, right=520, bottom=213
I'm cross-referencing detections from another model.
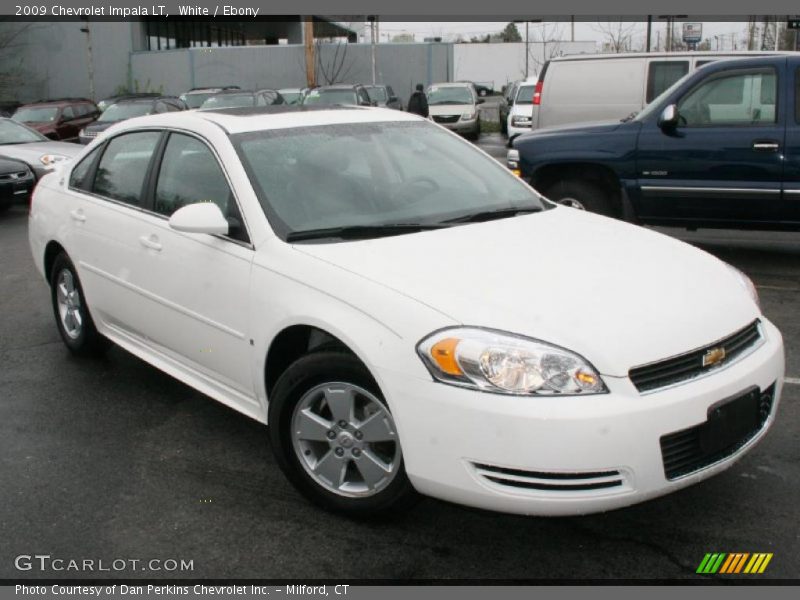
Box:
left=139, top=235, right=162, bottom=252
left=752, top=141, right=780, bottom=152
left=69, top=209, right=86, bottom=223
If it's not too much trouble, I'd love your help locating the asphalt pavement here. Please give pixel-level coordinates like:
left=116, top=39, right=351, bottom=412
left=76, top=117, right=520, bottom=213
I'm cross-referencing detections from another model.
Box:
left=1, top=169, right=798, bottom=580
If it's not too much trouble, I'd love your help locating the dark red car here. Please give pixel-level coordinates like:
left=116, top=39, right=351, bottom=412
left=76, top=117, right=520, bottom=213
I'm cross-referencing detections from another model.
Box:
left=12, top=98, right=99, bottom=142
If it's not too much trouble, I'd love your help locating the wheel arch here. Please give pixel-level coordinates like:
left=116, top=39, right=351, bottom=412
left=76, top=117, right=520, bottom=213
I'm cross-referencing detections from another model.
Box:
left=43, top=240, right=67, bottom=284
left=531, top=162, right=624, bottom=216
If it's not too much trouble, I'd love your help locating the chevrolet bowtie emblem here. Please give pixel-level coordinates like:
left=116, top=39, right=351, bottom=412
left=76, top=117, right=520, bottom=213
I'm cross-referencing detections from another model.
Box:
left=703, top=347, right=727, bottom=367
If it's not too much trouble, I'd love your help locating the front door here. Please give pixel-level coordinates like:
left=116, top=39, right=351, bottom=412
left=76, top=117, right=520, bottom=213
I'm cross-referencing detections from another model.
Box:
left=636, top=64, right=787, bottom=226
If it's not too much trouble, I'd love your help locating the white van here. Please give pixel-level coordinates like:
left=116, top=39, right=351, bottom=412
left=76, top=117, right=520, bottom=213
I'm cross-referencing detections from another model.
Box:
left=532, top=51, right=785, bottom=131
left=506, top=78, right=539, bottom=144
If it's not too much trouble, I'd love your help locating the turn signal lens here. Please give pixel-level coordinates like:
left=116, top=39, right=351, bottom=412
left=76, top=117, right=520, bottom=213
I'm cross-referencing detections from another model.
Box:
left=430, top=338, right=463, bottom=376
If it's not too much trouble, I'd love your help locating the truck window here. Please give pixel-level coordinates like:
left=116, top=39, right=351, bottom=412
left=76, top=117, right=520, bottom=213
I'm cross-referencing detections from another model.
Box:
left=647, top=61, right=689, bottom=103
left=677, top=69, right=777, bottom=127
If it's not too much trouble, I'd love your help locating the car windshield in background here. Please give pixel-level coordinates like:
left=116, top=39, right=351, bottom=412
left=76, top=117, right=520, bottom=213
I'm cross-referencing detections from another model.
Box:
left=515, top=85, right=536, bottom=105
left=201, top=94, right=258, bottom=109
left=427, top=86, right=473, bottom=105
left=365, top=87, right=387, bottom=102
left=233, top=121, right=547, bottom=241
left=182, top=93, right=215, bottom=108
left=13, top=107, right=60, bottom=123
left=302, top=90, right=358, bottom=106
left=0, top=119, right=48, bottom=144
left=98, top=103, right=153, bottom=122
left=281, top=92, right=302, bottom=105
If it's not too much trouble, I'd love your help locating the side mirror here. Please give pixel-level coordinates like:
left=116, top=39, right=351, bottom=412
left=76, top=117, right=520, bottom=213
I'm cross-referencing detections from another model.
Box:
left=477, top=98, right=486, bottom=105
left=658, top=104, right=679, bottom=129
left=168, top=202, right=229, bottom=235
left=389, top=96, right=398, bottom=103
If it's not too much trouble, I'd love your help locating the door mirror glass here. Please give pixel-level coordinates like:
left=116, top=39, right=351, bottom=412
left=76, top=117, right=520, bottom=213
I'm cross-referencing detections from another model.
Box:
left=658, top=104, right=679, bottom=129
left=168, top=202, right=229, bottom=235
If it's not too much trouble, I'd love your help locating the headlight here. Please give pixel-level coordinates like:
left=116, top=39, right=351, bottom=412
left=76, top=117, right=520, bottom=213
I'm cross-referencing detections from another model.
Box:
left=39, top=154, right=69, bottom=167
left=512, top=115, right=532, bottom=127
left=725, top=264, right=760, bottom=310
left=417, top=327, right=606, bottom=395
left=461, top=111, right=476, bottom=121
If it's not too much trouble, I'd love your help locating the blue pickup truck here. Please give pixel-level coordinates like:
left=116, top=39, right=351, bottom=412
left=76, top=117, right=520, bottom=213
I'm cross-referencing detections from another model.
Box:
left=508, top=55, right=800, bottom=229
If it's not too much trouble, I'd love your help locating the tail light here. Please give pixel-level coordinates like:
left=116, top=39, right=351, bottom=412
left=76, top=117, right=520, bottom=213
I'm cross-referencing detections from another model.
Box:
left=533, top=81, right=543, bottom=105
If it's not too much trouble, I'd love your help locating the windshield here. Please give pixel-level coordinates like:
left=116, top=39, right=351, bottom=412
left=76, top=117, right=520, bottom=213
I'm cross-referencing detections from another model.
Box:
left=182, top=92, right=216, bottom=108
left=635, top=70, right=696, bottom=122
left=302, top=89, right=358, bottom=105
left=0, top=119, right=47, bottom=144
left=515, top=84, right=536, bottom=105
left=427, top=85, right=474, bottom=106
left=201, top=94, right=256, bottom=109
left=365, top=87, right=387, bottom=102
left=280, top=91, right=302, bottom=105
left=233, top=121, right=547, bottom=241
left=13, top=107, right=59, bottom=122
left=99, top=103, right=153, bottom=122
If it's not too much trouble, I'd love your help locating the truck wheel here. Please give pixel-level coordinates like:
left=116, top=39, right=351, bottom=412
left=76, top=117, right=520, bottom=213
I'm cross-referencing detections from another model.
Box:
left=543, top=180, right=615, bottom=217
left=268, top=351, right=419, bottom=517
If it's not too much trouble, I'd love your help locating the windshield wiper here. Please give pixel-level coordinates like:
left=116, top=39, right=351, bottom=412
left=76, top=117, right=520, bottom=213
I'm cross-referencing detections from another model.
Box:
left=440, top=207, right=543, bottom=224
left=286, top=223, right=449, bottom=242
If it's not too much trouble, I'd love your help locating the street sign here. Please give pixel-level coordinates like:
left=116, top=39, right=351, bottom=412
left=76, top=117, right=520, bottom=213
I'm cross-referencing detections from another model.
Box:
left=682, top=22, right=703, bottom=43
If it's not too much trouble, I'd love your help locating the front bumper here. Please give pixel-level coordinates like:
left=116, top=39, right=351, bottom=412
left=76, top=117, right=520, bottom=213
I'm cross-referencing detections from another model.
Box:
left=507, top=122, right=532, bottom=140
left=0, top=172, right=35, bottom=206
left=377, top=318, right=784, bottom=516
left=433, top=118, right=479, bottom=134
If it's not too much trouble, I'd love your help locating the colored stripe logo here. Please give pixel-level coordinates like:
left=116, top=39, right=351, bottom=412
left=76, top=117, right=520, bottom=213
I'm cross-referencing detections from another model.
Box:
left=697, top=553, right=773, bottom=574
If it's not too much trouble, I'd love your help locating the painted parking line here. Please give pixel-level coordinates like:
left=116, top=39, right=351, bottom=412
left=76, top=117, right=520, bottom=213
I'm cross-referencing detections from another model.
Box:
left=756, top=285, right=800, bottom=292
left=785, top=377, right=800, bottom=385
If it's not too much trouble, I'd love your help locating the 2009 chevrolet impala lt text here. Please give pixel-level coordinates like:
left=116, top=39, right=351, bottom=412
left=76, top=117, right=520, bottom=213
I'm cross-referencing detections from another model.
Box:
left=28, top=106, right=784, bottom=516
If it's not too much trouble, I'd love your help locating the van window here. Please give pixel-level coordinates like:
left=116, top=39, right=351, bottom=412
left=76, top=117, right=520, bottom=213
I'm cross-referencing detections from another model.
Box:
left=677, top=69, right=777, bottom=127
left=647, top=61, right=689, bottom=103
left=515, top=84, right=536, bottom=105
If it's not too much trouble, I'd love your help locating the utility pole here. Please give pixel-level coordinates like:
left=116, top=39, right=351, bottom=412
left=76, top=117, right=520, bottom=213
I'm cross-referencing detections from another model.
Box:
left=79, top=18, right=96, bottom=100
left=525, top=21, right=529, bottom=78
left=570, top=16, right=574, bottom=42
left=646, top=16, right=652, bottom=52
left=303, top=17, right=315, bottom=88
left=369, top=16, right=377, bottom=85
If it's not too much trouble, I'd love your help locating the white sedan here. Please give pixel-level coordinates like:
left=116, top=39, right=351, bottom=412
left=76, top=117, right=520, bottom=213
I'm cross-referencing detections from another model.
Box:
left=28, top=106, right=784, bottom=517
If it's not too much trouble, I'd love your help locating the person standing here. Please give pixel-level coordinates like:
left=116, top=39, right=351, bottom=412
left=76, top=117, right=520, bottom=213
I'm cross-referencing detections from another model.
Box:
left=407, top=83, right=429, bottom=118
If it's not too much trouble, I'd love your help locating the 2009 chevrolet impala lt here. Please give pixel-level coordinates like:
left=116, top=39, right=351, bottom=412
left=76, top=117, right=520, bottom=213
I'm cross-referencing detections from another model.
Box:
left=28, top=106, right=784, bottom=516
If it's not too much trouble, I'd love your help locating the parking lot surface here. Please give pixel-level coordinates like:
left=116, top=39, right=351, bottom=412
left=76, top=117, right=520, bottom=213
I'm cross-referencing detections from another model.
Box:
left=1, top=171, right=798, bottom=580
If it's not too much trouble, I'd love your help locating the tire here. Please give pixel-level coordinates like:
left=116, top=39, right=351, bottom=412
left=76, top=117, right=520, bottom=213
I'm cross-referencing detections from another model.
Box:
left=500, top=116, right=508, bottom=135
left=268, top=351, right=419, bottom=517
left=50, top=253, right=109, bottom=356
left=543, top=180, right=615, bottom=217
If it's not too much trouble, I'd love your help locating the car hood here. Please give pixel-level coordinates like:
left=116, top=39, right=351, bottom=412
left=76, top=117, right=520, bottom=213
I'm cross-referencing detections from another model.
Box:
left=429, top=103, right=475, bottom=116
left=0, top=141, right=82, bottom=164
left=294, top=208, right=760, bottom=376
left=21, top=121, right=56, bottom=131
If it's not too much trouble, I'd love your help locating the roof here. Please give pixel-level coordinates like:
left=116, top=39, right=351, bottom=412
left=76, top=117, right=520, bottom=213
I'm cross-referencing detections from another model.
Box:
left=114, top=105, right=423, bottom=136
left=550, top=50, right=794, bottom=63
left=427, top=82, right=473, bottom=88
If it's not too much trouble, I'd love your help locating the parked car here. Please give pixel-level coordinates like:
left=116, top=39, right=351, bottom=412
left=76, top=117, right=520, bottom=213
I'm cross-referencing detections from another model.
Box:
left=12, top=98, right=99, bottom=142
left=531, top=51, right=784, bottom=131
left=199, top=90, right=285, bottom=110
left=278, top=88, right=305, bottom=105
left=180, top=87, right=240, bottom=109
left=0, top=156, right=34, bottom=213
left=0, top=118, right=82, bottom=178
left=509, top=55, right=800, bottom=230
left=0, top=100, right=21, bottom=118
left=498, top=80, right=520, bottom=136
left=458, top=80, right=494, bottom=97
left=426, top=82, right=483, bottom=140
left=97, top=92, right=160, bottom=113
left=301, top=85, right=374, bottom=107
left=28, top=105, right=784, bottom=517
left=79, top=97, right=186, bottom=144
left=363, top=85, right=403, bottom=110
left=506, top=79, right=538, bottom=144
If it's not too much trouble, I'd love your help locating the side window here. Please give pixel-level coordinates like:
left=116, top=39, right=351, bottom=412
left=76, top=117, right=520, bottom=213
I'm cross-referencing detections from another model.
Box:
left=154, top=133, right=248, bottom=243
left=387, top=86, right=395, bottom=98
left=68, top=146, right=102, bottom=192
left=61, top=106, right=75, bottom=120
left=154, top=101, right=169, bottom=113
left=164, top=102, right=181, bottom=112
left=677, top=69, right=777, bottom=127
left=93, top=131, right=161, bottom=207
left=647, top=61, right=689, bottom=103
left=358, top=88, right=370, bottom=105
left=74, top=104, right=87, bottom=117
left=261, top=91, right=279, bottom=105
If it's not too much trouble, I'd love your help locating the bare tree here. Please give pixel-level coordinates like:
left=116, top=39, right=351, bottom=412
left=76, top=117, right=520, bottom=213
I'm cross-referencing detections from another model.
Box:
left=525, top=22, right=565, bottom=78
left=315, top=39, right=356, bottom=85
left=0, top=23, right=36, bottom=98
left=592, top=21, right=638, bottom=53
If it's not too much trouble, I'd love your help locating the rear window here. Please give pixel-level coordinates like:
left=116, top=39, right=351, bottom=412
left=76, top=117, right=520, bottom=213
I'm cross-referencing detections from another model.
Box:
left=515, top=84, right=536, bottom=105
left=647, top=61, right=689, bottom=103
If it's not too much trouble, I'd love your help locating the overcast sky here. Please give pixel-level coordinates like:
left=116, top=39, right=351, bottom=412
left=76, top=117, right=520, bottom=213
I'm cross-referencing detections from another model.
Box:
left=367, top=20, right=784, bottom=50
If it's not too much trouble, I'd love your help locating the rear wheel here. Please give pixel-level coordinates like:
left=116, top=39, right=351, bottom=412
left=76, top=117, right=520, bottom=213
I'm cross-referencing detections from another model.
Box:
left=543, top=180, right=615, bottom=217
left=268, top=351, right=418, bottom=517
left=50, top=253, right=109, bottom=356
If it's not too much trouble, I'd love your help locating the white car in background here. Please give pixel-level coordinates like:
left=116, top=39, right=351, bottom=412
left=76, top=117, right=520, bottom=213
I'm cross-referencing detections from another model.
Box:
left=28, top=106, right=784, bottom=517
left=507, top=78, right=539, bottom=145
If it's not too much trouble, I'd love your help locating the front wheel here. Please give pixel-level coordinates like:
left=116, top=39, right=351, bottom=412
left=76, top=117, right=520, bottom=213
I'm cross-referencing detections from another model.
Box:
left=543, top=180, right=615, bottom=217
left=268, top=352, right=419, bottom=517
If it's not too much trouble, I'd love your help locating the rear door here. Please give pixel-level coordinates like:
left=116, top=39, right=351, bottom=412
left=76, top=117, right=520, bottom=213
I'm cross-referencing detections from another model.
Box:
left=779, top=64, right=800, bottom=223
left=635, top=61, right=788, bottom=225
